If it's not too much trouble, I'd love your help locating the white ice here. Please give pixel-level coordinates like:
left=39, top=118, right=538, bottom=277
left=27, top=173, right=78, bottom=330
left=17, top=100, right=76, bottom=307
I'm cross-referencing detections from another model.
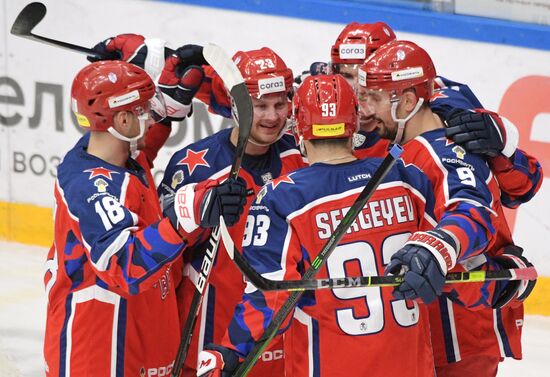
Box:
left=0, top=241, right=548, bottom=376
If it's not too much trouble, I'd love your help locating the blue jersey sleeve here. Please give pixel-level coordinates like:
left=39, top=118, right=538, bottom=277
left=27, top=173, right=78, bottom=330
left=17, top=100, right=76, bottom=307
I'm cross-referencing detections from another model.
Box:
left=225, top=184, right=300, bottom=357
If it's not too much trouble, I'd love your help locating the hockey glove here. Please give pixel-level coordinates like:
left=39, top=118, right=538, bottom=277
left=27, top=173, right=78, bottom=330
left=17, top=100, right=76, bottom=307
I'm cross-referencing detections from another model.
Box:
left=445, top=108, right=519, bottom=158
left=492, top=245, right=537, bottom=309
left=197, top=344, right=240, bottom=377
left=158, top=49, right=206, bottom=121
left=173, top=44, right=209, bottom=67
left=385, top=230, right=458, bottom=304
left=88, top=33, right=167, bottom=79
left=294, top=61, right=329, bottom=85
left=164, top=178, right=247, bottom=237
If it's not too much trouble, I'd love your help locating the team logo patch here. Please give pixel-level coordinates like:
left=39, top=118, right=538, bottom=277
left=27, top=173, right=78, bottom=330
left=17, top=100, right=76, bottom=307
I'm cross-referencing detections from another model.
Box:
left=171, top=170, right=184, bottom=189
left=353, top=133, right=366, bottom=148
left=108, top=72, right=117, bottom=83
left=94, top=178, right=108, bottom=193
left=339, top=43, right=366, bottom=59
left=83, top=167, right=120, bottom=180
left=312, top=123, right=345, bottom=137
left=176, top=148, right=210, bottom=175
left=261, top=172, right=273, bottom=184
left=452, top=145, right=466, bottom=159
left=255, top=185, right=268, bottom=204
left=396, top=49, right=406, bottom=61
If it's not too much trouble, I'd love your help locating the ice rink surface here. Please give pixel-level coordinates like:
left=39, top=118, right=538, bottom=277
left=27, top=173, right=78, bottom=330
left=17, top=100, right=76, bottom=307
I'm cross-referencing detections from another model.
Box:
left=0, top=241, right=547, bottom=376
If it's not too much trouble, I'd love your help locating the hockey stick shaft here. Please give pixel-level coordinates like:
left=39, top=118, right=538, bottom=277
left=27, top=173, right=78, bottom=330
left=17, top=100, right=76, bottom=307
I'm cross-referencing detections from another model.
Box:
left=218, top=228, right=538, bottom=291
left=171, top=44, right=252, bottom=377
left=270, top=267, right=539, bottom=291
left=232, top=145, right=403, bottom=377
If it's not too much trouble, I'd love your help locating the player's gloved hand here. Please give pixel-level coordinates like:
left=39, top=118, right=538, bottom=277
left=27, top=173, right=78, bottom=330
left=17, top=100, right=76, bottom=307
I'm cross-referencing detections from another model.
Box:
left=385, top=229, right=458, bottom=304
left=173, top=44, right=209, bottom=67
left=309, top=61, right=330, bottom=76
left=158, top=49, right=206, bottom=121
left=492, top=245, right=537, bottom=309
left=88, top=34, right=147, bottom=65
left=197, top=344, right=240, bottom=377
left=294, top=61, right=330, bottom=85
left=445, top=108, right=519, bottom=158
left=88, top=34, right=167, bottom=79
left=164, top=177, right=247, bottom=237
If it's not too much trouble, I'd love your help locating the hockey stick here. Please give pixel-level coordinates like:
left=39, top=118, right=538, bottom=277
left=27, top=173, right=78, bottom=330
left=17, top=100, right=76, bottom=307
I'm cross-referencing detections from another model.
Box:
left=220, top=223, right=538, bottom=291
left=170, top=43, right=252, bottom=377
left=231, top=144, right=403, bottom=377
left=11, top=2, right=175, bottom=60
left=10, top=2, right=108, bottom=59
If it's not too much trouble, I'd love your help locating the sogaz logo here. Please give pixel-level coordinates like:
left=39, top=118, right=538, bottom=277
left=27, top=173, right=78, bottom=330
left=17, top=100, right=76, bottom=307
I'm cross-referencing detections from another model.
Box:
left=339, top=44, right=366, bottom=59
left=258, top=76, right=285, bottom=96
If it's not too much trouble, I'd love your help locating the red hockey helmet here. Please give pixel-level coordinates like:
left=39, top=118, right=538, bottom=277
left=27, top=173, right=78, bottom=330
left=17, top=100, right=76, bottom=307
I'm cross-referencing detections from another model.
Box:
left=292, top=74, right=358, bottom=141
left=71, top=60, right=156, bottom=132
left=330, top=22, right=396, bottom=69
left=357, top=40, right=436, bottom=101
left=232, top=47, right=294, bottom=99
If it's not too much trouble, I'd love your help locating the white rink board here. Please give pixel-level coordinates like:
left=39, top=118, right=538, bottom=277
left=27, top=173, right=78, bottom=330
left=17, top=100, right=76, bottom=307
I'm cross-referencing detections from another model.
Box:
left=1, top=0, right=549, bottom=274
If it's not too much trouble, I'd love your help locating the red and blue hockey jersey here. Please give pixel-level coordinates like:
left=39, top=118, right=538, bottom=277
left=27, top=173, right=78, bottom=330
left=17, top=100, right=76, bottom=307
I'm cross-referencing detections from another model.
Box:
left=158, top=128, right=306, bottom=375
left=222, top=158, right=439, bottom=377
left=44, top=134, right=186, bottom=377
left=355, top=76, right=543, bottom=207
left=399, top=128, right=523, bottom=366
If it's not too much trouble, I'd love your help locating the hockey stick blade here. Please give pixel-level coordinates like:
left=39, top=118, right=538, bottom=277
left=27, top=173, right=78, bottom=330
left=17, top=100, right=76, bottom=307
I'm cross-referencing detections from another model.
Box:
left=203, top=44, right=244, bottom=90
left=171, top=45, right=252, bottom=377
left=232, top=144, right=403, bottom=377
left=10, top=2, right=46, bottom=36
left=11, top=2, right=107, bottom=59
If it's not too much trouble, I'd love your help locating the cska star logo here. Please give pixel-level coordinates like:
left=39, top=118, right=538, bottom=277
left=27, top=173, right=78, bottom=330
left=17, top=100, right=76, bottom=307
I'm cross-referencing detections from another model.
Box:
left=176, top=149, right=210, bottom=175
left=430, top=91, right=448, bottom=102
left=271, top=174, right=295, bottom=190
left=83, top=167, right=119, bottom=180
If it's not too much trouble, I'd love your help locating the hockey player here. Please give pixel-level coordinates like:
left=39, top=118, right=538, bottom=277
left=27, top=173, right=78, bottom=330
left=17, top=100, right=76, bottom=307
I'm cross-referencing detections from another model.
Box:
left=196, top=74, right=445, bottom=377
left=358, top=40, right=537, bottom=377
left=43, top=60, right=247, bottom=377
left=316, top=21, right=542, bottom=208
left=158, top=47, right=306, bottom=375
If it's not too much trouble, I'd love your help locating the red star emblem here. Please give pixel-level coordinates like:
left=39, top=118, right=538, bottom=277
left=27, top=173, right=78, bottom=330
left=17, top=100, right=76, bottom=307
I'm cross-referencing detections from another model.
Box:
left=83, top=167, right=119, bottom=180
left=430, top=91, right=448, bottom=102
left=271, top=174, right=295, bottom=190
left=176, top=149, right=210, bottom=175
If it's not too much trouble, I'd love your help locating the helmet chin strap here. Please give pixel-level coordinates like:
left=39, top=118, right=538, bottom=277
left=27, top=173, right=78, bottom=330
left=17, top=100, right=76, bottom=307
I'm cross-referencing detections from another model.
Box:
left=390, top=97, right=424, bottom=145
left=107, top=116, right=148, bottom=156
